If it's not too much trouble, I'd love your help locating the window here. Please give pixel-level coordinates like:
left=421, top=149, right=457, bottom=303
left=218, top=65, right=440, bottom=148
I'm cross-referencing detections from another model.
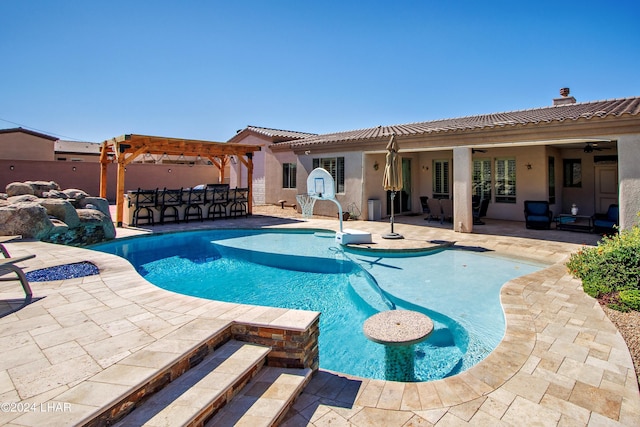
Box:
left=563, top=159, right=582, bottom=188
left=432, top=160, right=449, bottom=199
left=312, top=157, right=345, bottom=193
left=472, top=159, right=492, bottom=200
left=548, top=157, right=556, bottom=204
left=282, top=163, right=297, bottom=189
left=495, top=158, right=516, bottom=203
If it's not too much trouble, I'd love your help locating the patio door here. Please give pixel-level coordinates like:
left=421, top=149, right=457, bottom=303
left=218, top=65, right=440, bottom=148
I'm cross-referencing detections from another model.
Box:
left=386, top=158, right=412, bottom=214
left=594, top=164, right=618, bottom=213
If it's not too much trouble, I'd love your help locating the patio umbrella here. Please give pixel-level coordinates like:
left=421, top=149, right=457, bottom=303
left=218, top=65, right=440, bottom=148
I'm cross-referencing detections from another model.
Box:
left=382, top=134, right=403, bottom=239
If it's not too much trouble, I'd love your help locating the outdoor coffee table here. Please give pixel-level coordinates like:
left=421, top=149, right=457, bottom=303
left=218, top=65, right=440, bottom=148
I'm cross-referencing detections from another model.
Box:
left=555, top=214, right=594, bottom=233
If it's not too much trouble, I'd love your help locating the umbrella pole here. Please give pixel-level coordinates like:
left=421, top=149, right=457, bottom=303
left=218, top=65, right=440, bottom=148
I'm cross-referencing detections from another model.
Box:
left=383, top=191, right=403, bottom=239
left=390, top=191, right=395, bottom=233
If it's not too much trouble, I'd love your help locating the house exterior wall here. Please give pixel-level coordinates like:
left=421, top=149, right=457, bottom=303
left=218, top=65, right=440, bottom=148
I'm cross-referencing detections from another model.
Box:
left=266, top=150, right=299, bottom=206
left=228, top=133, right=267, bottom=203
left=294, top=151, right=364, bottom=218
left=0, top=133, right=55, bottom=161
left=617, top=134, right=640, bottom=229
left=55, top=153, right=99, bottom=162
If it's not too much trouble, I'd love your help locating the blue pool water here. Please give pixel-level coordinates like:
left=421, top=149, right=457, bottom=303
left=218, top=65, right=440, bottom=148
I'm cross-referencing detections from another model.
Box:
left=91, top=229, right=546, bottom=381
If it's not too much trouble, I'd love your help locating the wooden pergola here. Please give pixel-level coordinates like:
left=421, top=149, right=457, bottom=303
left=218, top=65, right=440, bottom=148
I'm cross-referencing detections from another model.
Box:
left=99, top=134, right=261, bottom=227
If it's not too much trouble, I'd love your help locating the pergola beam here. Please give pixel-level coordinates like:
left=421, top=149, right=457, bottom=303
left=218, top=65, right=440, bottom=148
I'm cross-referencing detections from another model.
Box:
left=100, top=134, right=261, bottom=227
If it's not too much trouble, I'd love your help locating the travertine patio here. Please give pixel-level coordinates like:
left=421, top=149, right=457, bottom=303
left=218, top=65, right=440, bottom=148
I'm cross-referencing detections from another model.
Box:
left=0, top=207, right=638, bottom=426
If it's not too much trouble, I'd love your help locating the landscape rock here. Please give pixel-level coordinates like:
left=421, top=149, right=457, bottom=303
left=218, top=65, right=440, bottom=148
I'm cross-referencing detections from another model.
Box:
left=39, top=199, right=81, bottom=229
left=63, top=188, right=89, bottom=200
left=26, top=181, right=60, bottom=197
left=0, top=202, right=54, bottom=239
left=0, top=181, right=115, bottom=245
left=79, top=197, right=110, bottom=216
left=5, top=182, right=34, bottom=197
left=43, top=190, right=69, bottom=199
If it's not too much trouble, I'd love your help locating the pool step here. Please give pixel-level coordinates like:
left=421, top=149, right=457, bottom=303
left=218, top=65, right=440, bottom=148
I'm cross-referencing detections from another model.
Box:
left=113, top=340, right=270, bottom=427
left=205, top=366, right=312, bottom=427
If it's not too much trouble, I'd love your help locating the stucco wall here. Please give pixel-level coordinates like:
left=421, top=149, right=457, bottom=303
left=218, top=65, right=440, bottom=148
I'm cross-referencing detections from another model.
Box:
left=0, top=133, right=55, bottom=161
left=266, top=150, right=299, bottom=206
left=618, top=135, right=640, bottom=229
left=294, top=151, right=364, bottom=218
left=0, top=160, right=225, bottom=202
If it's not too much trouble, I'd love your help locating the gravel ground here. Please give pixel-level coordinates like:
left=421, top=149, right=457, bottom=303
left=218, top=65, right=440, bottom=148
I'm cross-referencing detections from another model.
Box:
left=602, top=305, right=640, bottom=384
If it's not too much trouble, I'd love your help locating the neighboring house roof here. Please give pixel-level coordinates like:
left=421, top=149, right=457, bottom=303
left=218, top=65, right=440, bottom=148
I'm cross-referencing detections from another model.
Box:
left=55, top=140, right=101, bottom=155
left=285, top=97, right=640, bottom=149
left=229, top=126, right=317, bottom=144
left=0, top=127, right=59, bottom=141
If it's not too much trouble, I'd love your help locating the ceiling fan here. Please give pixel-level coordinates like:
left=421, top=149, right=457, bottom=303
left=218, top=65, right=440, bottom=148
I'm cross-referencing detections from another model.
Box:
left=583, top=142, right=611, bottom=153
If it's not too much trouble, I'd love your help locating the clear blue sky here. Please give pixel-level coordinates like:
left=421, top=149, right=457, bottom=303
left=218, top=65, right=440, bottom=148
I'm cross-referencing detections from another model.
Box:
left=2, top=1, right=639, bottom=143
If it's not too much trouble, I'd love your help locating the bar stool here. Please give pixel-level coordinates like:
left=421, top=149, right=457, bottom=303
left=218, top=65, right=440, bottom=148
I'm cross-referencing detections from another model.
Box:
left=129, top=188, right=156, bottom=226
left=206, top=184, right=229, bottom=220
left=158, top=188, right=182, bottom=224
left=183, top=187, right=205, bottom=222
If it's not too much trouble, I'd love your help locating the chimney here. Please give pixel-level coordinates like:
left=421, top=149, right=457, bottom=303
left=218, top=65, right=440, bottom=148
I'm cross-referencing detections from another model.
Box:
left=553, top=87, right=576, bottom=105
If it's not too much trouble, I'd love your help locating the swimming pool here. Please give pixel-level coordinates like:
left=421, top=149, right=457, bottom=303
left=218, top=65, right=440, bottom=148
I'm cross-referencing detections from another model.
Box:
left=91, top=229, right=546, bottom=381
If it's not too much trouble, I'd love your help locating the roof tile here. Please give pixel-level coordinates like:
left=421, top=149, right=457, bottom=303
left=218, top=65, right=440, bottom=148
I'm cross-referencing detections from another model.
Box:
left=287, top=97, right=640, bottom=148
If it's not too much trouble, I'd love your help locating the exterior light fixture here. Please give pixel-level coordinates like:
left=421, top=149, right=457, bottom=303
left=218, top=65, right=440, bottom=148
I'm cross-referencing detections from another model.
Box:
left=373, top=161, right=379, bottom=171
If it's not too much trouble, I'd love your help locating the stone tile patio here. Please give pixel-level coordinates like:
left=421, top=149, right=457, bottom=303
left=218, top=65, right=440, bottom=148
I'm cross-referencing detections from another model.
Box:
left=0, top=207, right=638, bottom=426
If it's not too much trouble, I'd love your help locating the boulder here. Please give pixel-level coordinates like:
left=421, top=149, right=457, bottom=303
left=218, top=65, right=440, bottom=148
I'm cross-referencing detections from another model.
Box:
left=79, top=197, right=110, bottom=216
left=8, top=194, right=39, bottom=203
left=0, top=202, right=54, bottom=239
left=43, top=190, right=69, bottom=199
left=6, top=182, right=35, bottom=197
left=63, top=188, right=89, bottom=201
left=26, top=181, right=60, bottom=197
left=39, top=198, right=81, bottom=229
left=78, top=209, right=116, bottom=240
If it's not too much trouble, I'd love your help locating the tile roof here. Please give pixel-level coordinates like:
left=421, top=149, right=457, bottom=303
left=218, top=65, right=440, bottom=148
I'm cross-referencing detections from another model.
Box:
left=286, top=97, right=640, bottom=148
left=233, top=126, right=316, bottom=143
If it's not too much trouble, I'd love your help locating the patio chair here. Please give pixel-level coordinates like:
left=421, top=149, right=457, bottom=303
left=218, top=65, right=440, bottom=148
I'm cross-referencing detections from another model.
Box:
left=473, top=199, right=490, bottom=225
left=419, top=197, right=430, bottom=219
left=593, top=204, right=619, bottom=234
left=0, top=254, right=36, bottom=301
left=524, top=200, right=553, bottom=229
left=440, top=199, right=453, bottom=223
left=426, top=198, right=442, bottom=222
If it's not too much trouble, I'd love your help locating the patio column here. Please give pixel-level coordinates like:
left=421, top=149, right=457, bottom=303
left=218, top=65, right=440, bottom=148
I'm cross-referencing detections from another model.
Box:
left=617, top=134, right=640, bottom=230
left=452, top=147, right=473, bottom=232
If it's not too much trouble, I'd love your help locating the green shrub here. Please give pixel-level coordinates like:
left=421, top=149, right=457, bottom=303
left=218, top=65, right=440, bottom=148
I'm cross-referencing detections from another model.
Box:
left=619, top=289, right=640, bottom=311
left=566, top=218, right=640, bottom=301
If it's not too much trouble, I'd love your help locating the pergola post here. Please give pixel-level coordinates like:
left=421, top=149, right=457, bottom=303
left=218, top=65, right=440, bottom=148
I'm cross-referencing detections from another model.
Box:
left=247, top=152, right=253, bottom=214
left=115, top=155, right=126, bottom=227
left=99, top=142, right=109, bottom=199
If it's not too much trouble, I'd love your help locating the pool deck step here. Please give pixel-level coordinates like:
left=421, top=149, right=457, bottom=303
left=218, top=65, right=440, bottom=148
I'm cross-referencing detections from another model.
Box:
left=205, top=366, right=313, bottom=427
left=112, top=340, right=270, bottom=427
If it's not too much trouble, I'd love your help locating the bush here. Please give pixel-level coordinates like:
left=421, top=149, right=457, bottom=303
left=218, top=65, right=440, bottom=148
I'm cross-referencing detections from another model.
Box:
left=619, top=289, right=640, bottom=311
left=566, top=218, right=640, bottom=309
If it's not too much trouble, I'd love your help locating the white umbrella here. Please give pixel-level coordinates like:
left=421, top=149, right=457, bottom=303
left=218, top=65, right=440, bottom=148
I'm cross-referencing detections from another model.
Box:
left=382, top=134, right=403, bottom=239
